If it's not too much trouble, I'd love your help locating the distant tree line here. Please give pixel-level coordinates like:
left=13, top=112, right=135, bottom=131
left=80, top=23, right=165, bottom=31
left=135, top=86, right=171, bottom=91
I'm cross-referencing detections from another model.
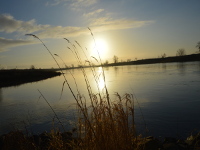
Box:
left=27, top=41, right=200, bottom=69
left=111, top=41, right=200, bottom=64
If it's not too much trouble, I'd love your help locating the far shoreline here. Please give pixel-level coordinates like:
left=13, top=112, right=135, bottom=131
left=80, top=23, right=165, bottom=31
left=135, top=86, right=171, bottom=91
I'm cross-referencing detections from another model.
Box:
left=58, top=53, right=200, bottom=70
left=101, top=53, right=200, bottom=67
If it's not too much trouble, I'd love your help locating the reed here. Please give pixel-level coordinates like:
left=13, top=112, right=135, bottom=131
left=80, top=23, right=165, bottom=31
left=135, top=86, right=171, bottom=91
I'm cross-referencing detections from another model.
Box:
left=24, top=29, right=140, bottom=149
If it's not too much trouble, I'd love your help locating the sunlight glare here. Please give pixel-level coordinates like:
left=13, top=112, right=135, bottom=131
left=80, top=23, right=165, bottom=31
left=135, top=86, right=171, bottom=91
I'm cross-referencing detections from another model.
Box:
left=98, top=77, right=105, bottom=91
left=90, top=38, right=108, bottom=59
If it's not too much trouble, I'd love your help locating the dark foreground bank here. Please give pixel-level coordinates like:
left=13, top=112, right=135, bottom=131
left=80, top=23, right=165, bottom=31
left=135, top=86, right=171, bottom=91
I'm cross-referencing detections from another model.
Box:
left=0, top=69, right=61, bottom=88
left=0, top=130, right=200, bottom=150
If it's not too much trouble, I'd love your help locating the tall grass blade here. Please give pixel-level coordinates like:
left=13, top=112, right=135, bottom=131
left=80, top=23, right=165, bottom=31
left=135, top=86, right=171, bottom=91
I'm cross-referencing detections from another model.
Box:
left=38, top=89, right=65, bottom=132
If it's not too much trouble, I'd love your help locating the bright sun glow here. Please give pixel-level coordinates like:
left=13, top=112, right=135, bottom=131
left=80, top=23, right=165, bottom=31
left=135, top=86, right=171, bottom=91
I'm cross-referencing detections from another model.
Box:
left=96, top=39, right=108, bottom=51
left=90, top=38, right=108, bottom=59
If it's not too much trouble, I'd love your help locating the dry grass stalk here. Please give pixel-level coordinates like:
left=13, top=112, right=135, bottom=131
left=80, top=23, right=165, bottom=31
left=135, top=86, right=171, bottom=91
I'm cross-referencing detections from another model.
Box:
left=25, top=29, right=140, bottom=150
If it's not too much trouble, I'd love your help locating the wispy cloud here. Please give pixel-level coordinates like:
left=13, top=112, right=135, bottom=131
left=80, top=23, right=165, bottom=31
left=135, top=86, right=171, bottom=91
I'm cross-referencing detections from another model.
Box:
left=0, top=14, right=49, bottom=34
left=37, top=26, right=87, bottom=38
left=0, top=37, right=36, bottom=52
left=46, top=0, right=97, bottom=9
left=0, top=13, right=153, bottom=51
left=0, top=13, right=152, bottom=38
left=89, top=17, right=153, bottom=31
left=83, top=9, right=104, bottom=18
left=45, top=0, right=69, bottom=6
left=70, top=0, right=97, bottom=9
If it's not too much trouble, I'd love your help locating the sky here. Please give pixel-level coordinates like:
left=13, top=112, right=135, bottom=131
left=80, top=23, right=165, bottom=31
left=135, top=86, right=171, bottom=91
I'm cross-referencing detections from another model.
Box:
left=0, top=0, right=200, bottom=69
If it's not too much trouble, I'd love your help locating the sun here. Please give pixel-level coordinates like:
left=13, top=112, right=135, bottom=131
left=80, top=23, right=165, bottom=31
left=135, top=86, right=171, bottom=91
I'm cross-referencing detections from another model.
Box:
left=90, top=38, right=108, bottom=59
left=96, top=39, right=108, bottom=51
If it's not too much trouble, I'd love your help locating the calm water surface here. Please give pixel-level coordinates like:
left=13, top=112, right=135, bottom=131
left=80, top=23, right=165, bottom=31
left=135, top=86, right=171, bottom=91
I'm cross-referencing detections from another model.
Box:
left=0, top=62, right=200, bottom=138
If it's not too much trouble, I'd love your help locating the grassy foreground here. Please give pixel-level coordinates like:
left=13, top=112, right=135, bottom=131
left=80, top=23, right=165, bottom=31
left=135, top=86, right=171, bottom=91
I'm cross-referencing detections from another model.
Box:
left=1, top=127, right=200, bottom=150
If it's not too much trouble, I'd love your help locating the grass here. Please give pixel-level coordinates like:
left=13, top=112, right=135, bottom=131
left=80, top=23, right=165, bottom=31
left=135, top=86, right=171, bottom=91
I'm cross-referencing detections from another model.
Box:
left=0, top=29, right=144, bottom=150
left=74, top=93, right=137, bottom=149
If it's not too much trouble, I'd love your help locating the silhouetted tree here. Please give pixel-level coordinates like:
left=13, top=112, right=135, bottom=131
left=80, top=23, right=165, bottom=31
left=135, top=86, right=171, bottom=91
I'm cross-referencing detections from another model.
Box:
left=113, top=55, right=119, bottom=63
left=30, top=65, right=35, bottom=69
left=196, top=41, right=200, bottom=53
left=176, top=48, right=186, bottom=56
left=161, top=53, right=166, bottom=58
left=104, top=60, right=109, bottom=65
left=127, top=59, right=131, bottom=62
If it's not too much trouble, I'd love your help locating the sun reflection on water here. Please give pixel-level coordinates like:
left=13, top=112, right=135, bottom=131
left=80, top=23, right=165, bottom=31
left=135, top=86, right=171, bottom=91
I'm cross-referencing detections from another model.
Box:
left=97, top=67, right=106, bottom=91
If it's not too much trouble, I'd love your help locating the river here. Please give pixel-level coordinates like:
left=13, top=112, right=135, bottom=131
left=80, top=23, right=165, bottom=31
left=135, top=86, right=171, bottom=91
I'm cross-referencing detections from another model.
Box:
left=0, top=61, right=200, bottom=139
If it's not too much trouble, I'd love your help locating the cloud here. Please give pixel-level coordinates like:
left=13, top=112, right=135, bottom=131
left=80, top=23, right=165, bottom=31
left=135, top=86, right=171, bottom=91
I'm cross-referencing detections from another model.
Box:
left=70, top=0, right=97, bottom=9
left=46, top=0, right=97, bottom=9
left=83, top=9, right=104, bottom=18
left=38, top=17, right=153, bottom=39
left=0, top=14, right=153, bottom=52
left=0, top=14, right=49, bottom=34
left=0, top=37, right=36, bottom=52
left=45, top=0, right=69, bottom=6
left=89, top=17, right=153, bottom=31
left=37, top=26, right=88, bottom=38
left=0, top=14, right=152, bottom=38
left=0, top=14, right=89, bottom=39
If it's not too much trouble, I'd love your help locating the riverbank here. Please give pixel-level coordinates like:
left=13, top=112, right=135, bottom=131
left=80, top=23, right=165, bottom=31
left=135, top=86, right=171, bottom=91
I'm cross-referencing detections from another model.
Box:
left=1, top=130, right=200, bottom=150
left=0, top=69, right=61, bottom=88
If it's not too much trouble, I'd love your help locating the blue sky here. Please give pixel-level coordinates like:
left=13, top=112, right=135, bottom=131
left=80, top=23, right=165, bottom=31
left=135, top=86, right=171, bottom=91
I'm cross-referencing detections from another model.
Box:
left=0, top=0, right=200, bottom=69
